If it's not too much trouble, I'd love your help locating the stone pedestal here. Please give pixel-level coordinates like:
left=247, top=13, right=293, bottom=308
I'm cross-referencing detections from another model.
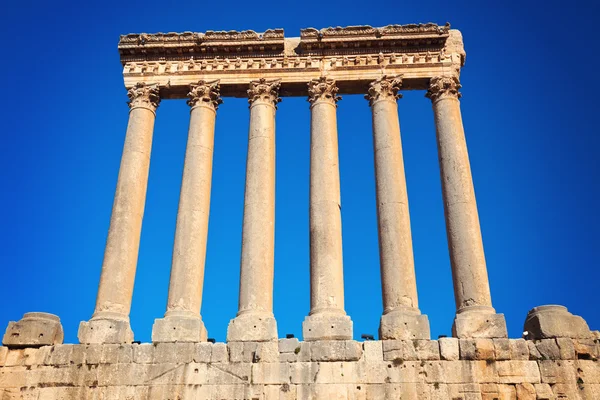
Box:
left=152, top=81, right=221, bottom=343
left=79, top=83, right=160, bottom=344
left=366, top=76, right=430, bottom=340
left=427, top=76, right=507, bottom=339
left=2, top=313, right=64, bottom=348
left=524, top=305, right=592, bottom=340
left=227, top=79, right=280, bottom=342
left=302, top=78, right=353, bottom=341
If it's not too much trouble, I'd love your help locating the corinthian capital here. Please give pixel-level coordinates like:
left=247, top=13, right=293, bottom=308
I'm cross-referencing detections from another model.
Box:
left=127, top=82, right=160, bottom=110
left=307, top=77, right=341, bottom=106
left=187, top=80, right=223, bottom=110
left=365, top=75, right=402, bottom=106
left=248, top=78, right=282, bottom=108
left=425, top=76, right=462, bottom=102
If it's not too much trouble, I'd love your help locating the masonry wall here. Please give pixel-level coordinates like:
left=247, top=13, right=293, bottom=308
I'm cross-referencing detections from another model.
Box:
left=1, top=337, right=599, bottom=399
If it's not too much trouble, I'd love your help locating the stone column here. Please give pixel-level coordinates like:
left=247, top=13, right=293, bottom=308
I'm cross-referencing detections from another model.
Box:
left=227, top=79, right=280, bottom=342
left=152, top=81, right=222, bottom=343
left=302, top=77, right=353, bottom=341
left=366, top=76, right=430, bottom=340
left=78, top=83, right=160, bottom=344
left=426, top=76, right=507, bottom=338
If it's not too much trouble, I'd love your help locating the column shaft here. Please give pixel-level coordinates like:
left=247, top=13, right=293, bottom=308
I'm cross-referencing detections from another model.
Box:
left=78, top=83, right=160, bottom=344
left=366, top=76, right=430, bottom=340
left=303, top=77, right=352, bottom=341
left=152, top=81, right=222, bottom=342
left=227, top=79, right=280, bottom=342
left=427, top=76, right=507, bottom=338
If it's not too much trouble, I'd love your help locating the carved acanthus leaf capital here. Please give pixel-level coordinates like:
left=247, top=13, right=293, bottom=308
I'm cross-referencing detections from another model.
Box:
left=425, top=76, right=462, bottom=102
left=127, top=82, right=160, bottom=110
left=248, top=78, right=282, bottom=107
left=187, top=80, right=223, bottom=109
left=307, top=77, right=341, bottom=106
left=365, top=75, right=402, bottom=106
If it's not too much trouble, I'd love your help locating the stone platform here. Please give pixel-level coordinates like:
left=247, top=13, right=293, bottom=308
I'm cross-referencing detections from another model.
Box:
left=1, top=337, right=599, bottom=399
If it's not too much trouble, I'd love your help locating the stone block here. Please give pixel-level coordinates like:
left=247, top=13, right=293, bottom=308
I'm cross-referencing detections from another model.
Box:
left=5, top=349, right=25, bottom=366
left=279, top=352, right=297, bottom=362
left=83, top=344, right=103, bottom=364
left=379, top=311, right=430, bottom=340
left=496, top=361, right=541, bottom=384
left=459, top=340, right=477, bottom=360
left=555, top=337, right=576, bottom=359
left=2, top=313, right=64, bottom=348
left=193, top=342, right=212, bottom=363
left=278, top=338, right=300, bottom=353
left=256, top=341, right=279, bottom=362
left=47, top=344, right=74, bottom=366
left=211, top=343, right=228, bottom=363
left=310, top=340, right=362, bottom=362
left=251, top=362, right=289, bottom=384
left=206, top=363, right=251, bottom=384
left=0, top=346, right=7, bottom=366
left=226, top=313, right=278, bottom=342
left=414, top=339, right=440, bottom=360
left=151, top=315, right=207, bottom=342
left=362, top=340, right=383, bottom=362
left=153, top=342, right=194, bottom=364
left=23, top=347, right=49, bottom=366
left=453, top=310, right=508, bottom=339
left=302, top=314, right=353, bottom=341
left=101, top=343, right=133, bottom=364
left=526, top=341, right=542, bottom=360
left=289, top=362, right=316, bottom=384
left=533, top=383, right=553, bottom=399
left=573, top=338, right=598, bottom=360
left=439, top=337, right=460, bottom=361
left=78, top=317, right=134, bottom=344
left=535, top=339, right=561, bottom=360
left=493, top=339, right=511, bottom=361
left=523, top=305, right=592, bottom=340
left=538, top=360, right=577, bottom=384
left=133, top=343, right=154, bottom=363
left=382, top=340, right=417, bottom=361
left=515, top=382, right=535, bottom=400
left=577, top=359, right=600, bottom=384
left=509, top=339, right=529, bottom=360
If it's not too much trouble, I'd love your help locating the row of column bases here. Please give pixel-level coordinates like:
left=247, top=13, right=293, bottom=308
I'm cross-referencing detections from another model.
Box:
left=77, top=75, right=508, bottom=345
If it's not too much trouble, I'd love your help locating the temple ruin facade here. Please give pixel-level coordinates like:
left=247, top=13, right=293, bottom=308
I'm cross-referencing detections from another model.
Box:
left=1, top=23, right=598, bottom=399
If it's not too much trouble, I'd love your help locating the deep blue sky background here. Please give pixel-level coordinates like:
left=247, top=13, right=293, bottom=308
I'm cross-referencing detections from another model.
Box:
left=1, top=1, right=598, bottom=344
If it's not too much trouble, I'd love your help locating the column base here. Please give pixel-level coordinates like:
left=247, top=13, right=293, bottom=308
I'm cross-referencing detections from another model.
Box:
left=379, top=309, right=430, bottom=340
left=226, top=313, right=278, bottom=342
left=151, top=315, right=208, bottom=343
left=78, top=316, right=134, bottom=344
left=2, top=312, right=64, bottom=348
left=523, top=305, right=593, bottom=340
left=303, top=313, right=353, bottom=341
left=452, top=306, right=508, bottom=339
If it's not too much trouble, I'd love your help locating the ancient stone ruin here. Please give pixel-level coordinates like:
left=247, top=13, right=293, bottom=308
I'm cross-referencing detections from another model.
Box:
left=1, top=23, right=598, bottom=399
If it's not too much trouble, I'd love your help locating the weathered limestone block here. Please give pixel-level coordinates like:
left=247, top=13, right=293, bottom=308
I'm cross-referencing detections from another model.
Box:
left=538, top=360, right=577, bottom=383
left=515, top=382, right=536, bottom=400
left=533, top=383, right=553, bottom=399
left=496, top=361, right=540, bottom=384
left=100, top=343, right=133, bottom=364
left=78, top=318, right=134, bottom=344
left=193, top=342, right=212, bottom=363
left=453, top=311, right=508, bottom=339
left=2, top=313, right=63, bottom=348
left=229, top=341, right=279, bottom=363
left=302, top=314, right=353, bottom=341
left=153, top=342, right=194, bottom=364
left=383, top=340, right=417, bottom=361
left=524, top=305, right=592, bottom=340
left=278, top=338, right=300, bottom=354
left=556, top=337, right=576, bottom=359
left=460, top=339, right=495, bottom=360
left=133, top=342, right=154, bottom=363
left=439, top=337, right=460, bottom=360
left=573, top=338, right=598, bottom=360
left=379, top=312, right=431, bottom=340
left=494, top=339, right=511, bottom=361
left=535, top=339, right=561, bottom=360
left=211, top=342, right=228, bottom=363
left=151, top=316, right=208, bottom=343
left=0, top=347, right=7, bottom=366
left=414, top=339, right=440, bottom=360
left=309, top=340, right=362, bottom=362
left=363, top=340, right=383, bottom=362
left=509, top=339, right=529, bottom=361
left=227, top=313, right=278, bottom=342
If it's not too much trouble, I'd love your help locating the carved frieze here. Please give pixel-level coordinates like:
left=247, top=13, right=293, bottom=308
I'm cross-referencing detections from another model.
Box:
left=425, top=76, right=462, bottom=102
left=307, top=77, right=341, bottom=106
left=248, top=79, right=282, bottom=107
left=127, top=82, right=160, bottom=110
left=365, top=75, right=402, bottom=106
left=187, top=80, right=223, bottom=110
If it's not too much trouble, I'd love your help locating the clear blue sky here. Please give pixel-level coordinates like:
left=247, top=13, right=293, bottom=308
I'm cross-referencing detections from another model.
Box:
left=1, top=0, right=598, bottom=344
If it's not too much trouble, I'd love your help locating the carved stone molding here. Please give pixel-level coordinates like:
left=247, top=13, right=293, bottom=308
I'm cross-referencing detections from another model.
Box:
left=307, top=77, right=341, bottom=106
left=365, top=75, right=403, bottom=106
left=425, top=76, right=462, bottom=102
left=187, top=80, right=223, bottom=110
left=248, top=78, right=282, bottom=107
left=127, top=82, right=160, bottom=110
